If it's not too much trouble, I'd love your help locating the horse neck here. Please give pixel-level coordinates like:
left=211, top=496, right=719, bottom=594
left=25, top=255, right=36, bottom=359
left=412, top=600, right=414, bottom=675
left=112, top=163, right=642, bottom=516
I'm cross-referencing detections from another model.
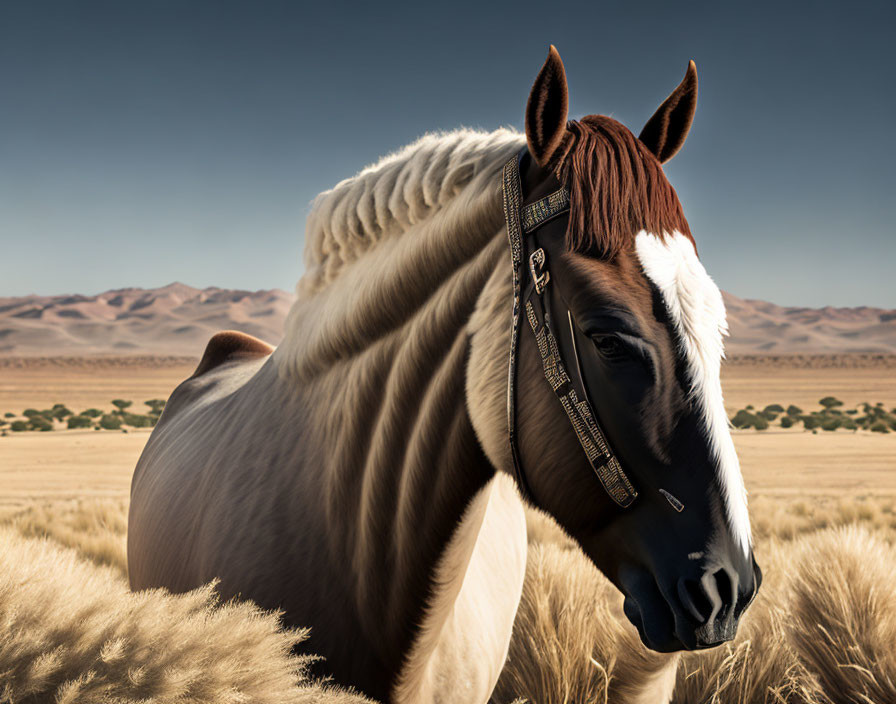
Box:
left=272, top=174, right=512, bottom=660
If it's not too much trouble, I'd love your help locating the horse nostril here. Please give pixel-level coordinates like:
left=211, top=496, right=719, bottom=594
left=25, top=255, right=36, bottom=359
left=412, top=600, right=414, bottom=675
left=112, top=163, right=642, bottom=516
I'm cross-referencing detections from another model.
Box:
left=677, top=576, right=714, bottom=624
left=713, top=568, right=735, bottom=616
left=678, top=566, right=740, bottom=626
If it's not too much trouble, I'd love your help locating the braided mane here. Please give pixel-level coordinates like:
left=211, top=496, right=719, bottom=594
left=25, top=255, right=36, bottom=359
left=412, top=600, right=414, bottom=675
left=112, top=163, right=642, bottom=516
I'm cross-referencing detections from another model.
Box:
left=299, top=128, right=524, bottom=296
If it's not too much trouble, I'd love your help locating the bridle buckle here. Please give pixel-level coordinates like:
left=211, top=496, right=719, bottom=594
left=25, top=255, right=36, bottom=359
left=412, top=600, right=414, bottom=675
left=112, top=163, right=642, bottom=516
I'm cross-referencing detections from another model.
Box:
left=529, top=248, right=550, bottom=294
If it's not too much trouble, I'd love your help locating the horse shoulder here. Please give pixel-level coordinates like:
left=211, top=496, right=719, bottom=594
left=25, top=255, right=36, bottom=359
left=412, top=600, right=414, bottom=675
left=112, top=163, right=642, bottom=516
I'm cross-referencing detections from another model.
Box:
left=393, top=474, right=528, bottom=704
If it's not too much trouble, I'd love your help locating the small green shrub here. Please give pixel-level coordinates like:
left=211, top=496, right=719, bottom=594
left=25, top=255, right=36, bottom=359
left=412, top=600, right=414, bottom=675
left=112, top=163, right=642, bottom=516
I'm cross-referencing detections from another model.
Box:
left=66, top=415, right=93, bottom=429
left=780, top=415, right=795, bottom=429
left=802, top=415, right=820, bottom=430
left=731, top=410, right=757, bottom=429
left=870, top=420, right=890, bottom=434
left=786, top=404, right=803, bottom=416
left=730, top=409, right=770, bottom=430
left=764, top=404, right=785, bottom=414
left=122, top=413, right=156, bottom=428
left=145, top=399, right=166, bottom=416
left=10, top=420, right=28, bottom=432
left=3, top=412, right=14, bottom=418
left=99, top=414, right=122, bottom=430
left=111, top=399, right=132, bottom=414
left=819, top=396, right=843, bottom=409
left=50, top=403, right=72, bottom=419
left=29, top=416, right=53, bottom=432
left=840, top=417, right=858, bottom=431
left=81, top=408, right=103, bottom=418
left=821, top=417, right=841, bottom=432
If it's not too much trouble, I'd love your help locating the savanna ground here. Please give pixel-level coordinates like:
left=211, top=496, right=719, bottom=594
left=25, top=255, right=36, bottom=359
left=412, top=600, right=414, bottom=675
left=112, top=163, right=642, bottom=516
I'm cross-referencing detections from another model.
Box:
left=0, top=356, right=894, bottom=703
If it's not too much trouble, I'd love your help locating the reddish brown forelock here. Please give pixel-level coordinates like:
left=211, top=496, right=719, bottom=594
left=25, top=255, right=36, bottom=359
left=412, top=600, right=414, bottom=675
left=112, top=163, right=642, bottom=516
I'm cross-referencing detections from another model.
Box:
left=550, top=115, right=693, bottom=259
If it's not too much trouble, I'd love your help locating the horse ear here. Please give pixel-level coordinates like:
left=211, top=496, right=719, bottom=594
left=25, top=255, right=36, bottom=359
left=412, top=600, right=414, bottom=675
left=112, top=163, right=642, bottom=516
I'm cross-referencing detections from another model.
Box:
left=526, top=46, right=569, bottom=167
left=639, top=61, right=698, bottom=163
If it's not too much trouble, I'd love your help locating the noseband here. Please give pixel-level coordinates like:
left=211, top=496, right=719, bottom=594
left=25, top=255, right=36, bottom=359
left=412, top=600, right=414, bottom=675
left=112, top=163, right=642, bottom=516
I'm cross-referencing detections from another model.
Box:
left=503, top=150, right=638, bottom=508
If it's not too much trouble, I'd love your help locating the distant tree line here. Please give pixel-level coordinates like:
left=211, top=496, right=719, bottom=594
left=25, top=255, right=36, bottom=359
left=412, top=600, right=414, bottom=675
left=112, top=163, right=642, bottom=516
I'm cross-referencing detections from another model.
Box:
left=730, top=398, right=896, bottom=433
left=0, top=399, right=166, bottom=434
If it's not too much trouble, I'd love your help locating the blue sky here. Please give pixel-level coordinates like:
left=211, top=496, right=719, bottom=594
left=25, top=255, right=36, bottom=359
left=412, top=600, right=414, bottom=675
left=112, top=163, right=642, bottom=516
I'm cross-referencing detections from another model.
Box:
left=1, top=0, right=893, bottom=306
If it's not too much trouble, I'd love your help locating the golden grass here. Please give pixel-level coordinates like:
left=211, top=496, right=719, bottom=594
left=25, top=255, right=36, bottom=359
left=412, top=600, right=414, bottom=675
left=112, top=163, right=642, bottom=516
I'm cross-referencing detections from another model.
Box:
left=491, top=541, right=674, bottom=704
left=749, top=494, right=896, bottom=543
left=1, top=497, right=895, bottom=703
left=0, top=527, right=373, bottom=704
left=786, top=527, right=896, bottom=702
left=497, top=507, right=896, bottom=704
left=0, top=498, right=128, bottom=576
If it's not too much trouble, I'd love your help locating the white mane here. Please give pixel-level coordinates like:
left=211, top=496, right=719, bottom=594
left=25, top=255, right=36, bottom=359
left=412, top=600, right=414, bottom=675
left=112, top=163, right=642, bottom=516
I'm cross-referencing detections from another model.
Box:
left=299, top=128, right=525, bottom=296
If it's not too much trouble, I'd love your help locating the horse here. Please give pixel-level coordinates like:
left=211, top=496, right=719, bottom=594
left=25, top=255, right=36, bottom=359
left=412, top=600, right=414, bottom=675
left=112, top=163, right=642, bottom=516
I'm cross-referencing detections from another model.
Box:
left=128, top=46, right=760, bottom=704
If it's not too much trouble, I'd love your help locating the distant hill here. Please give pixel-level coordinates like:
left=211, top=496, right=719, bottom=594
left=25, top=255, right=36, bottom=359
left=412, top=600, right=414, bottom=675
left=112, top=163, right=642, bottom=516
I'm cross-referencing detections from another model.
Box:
left=0, top=283, right=893, bottom=357
left=722, top=293, right=896, bottom=355
left=0, top=283, right=292, bottom=357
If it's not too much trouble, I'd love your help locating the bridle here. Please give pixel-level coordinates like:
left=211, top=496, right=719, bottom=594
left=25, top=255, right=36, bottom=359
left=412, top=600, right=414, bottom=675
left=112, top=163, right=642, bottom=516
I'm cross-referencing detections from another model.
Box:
left=503, top=149, right=638, bottom=509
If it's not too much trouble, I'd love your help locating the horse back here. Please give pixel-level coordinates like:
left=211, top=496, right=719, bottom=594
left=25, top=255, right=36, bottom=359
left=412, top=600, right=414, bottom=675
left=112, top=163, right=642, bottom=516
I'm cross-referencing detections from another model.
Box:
left=128, top=331, right=277, bottom=591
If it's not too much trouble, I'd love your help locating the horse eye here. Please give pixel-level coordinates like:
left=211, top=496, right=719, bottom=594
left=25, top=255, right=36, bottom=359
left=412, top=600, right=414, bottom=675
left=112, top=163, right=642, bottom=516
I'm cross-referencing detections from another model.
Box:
left=593, top=335, right=627, bottom=360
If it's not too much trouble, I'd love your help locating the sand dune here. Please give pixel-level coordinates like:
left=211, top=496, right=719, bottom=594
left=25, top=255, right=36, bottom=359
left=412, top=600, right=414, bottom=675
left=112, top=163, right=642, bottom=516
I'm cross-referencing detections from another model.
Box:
left=1, top=283, right=894, bottom=357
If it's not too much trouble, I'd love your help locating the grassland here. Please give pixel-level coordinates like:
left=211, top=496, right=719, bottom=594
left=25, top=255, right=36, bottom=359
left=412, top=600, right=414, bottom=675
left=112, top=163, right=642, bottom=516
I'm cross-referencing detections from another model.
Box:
left=0, top=356, right=894, bottom=702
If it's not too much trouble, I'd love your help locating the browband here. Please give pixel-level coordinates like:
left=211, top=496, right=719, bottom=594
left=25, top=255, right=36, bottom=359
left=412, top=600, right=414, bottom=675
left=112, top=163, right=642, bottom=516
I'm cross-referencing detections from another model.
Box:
left=503, top=152, right=638, bottom=509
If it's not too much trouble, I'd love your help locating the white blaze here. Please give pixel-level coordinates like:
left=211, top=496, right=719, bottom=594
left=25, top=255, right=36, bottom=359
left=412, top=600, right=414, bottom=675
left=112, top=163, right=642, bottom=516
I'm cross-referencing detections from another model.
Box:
left=635, top=230, right=752, bottom=553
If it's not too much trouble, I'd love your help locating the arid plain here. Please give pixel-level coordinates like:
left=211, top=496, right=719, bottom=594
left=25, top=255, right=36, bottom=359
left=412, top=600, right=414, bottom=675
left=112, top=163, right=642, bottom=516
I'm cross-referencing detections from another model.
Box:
left=1, top=356, right=893, bottom=506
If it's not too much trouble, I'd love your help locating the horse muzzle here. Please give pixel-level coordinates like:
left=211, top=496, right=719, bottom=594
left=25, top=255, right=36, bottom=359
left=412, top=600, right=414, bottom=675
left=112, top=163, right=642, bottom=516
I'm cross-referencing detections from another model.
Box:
left=620, top=556, right=762, bottom=652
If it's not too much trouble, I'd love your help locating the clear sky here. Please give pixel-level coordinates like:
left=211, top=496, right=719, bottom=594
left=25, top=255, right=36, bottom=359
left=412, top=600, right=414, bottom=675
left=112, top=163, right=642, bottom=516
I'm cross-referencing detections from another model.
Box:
left=1, top=0, right=893, bottom=306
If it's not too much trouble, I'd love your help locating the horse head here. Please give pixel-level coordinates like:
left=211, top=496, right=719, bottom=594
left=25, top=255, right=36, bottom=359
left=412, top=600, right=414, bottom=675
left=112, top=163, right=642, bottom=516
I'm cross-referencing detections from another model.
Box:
left=470, top=47, right=760, bottom=654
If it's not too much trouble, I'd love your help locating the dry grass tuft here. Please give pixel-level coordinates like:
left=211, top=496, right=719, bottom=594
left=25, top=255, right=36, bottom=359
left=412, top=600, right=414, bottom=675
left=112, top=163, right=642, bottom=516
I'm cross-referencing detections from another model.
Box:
left=496, top=511, right=676, bottom=704
left=0, top=528, right=373, bottom=704
left=0, top=498, right=129, bottom=576
left=787, top=526, right=896, bottom=703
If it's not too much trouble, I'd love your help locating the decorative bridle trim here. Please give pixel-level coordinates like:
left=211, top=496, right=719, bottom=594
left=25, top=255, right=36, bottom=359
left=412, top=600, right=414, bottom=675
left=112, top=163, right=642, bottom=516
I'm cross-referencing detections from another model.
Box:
left=521, top=188, right=570, bottom=234
left=502, top=156, right=527, bottom=499
left=503, top=152, right=638, bottom=509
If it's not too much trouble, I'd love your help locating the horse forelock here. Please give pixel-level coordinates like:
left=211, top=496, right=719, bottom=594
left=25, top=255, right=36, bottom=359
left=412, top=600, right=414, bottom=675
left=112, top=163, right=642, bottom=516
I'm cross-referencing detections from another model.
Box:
left=551, top=115, right=693, bottom=260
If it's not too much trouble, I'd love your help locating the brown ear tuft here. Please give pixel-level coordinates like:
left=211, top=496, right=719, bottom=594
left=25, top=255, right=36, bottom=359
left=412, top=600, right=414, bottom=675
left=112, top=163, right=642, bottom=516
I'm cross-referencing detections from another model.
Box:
left=525, top=46, right=569, bottom=167
left=638, top=60, right=698, bottom=163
